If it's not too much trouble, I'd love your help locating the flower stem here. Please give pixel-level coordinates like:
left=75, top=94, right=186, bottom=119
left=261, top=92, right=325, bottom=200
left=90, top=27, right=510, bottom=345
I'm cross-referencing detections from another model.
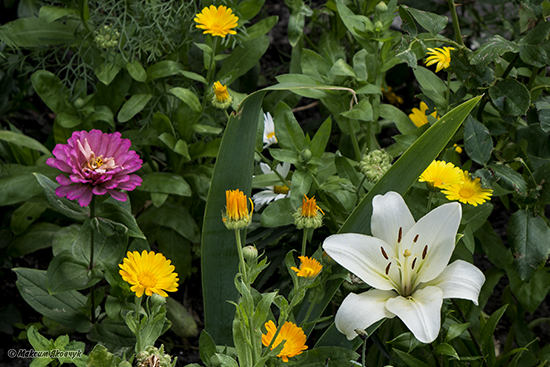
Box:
left=444, top=72, right=452, bottom=115
left=451, top=299, right=488, bottom=367
left=301, top=228, right=309, bottom=257
left=89, top=196, right=96, bottom=324
left=447, top=0, right=464, bottom=47
left=255, top=149, right=291, bottom=187
left=234, top=229, right=248, bottom=283
left=361, top=338, right=367, bottom=367
left=135, top=296, right=142, bottom=353
left=426, top=191, right=435, bottom=212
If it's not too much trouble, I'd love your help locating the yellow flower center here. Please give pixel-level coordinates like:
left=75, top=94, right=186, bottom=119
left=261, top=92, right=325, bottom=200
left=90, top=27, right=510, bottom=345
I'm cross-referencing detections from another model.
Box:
left=210, top=23, right=224, bottom=35
left=274, top=185, right=289, bottom=194
left=138, top=271, right=157, bottom=289
left=267, top=132, right=276, bottom=139
left=459, top=187, right=474, bottom=198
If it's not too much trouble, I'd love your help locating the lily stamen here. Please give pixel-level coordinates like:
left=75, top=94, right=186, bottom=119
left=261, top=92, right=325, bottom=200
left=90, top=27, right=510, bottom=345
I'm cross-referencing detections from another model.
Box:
left=381, top=246, right=389, bottom=260
left=397, top=227, right=402, bottom=243
left=422, top=245, right=428, bottom=260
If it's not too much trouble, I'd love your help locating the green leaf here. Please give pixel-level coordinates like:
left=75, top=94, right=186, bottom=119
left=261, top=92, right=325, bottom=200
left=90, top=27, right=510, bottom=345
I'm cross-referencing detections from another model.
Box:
left=398, top=6, right=417, bottom=36
left=13, top=268, right=91, bottom=333
left=31, top=70, right=72, bottom=115
left=329, top=59, right=356, bottom=79
left=301, top=49, right=331, bottom=81
left=480, top=305, right=507, bottom=365
left=7, top=223, right=60, bottom=257
left=406, top=7, right=447, bottom=35
left=201, top=91, right=266, bottom=345
left=380, top=103, right=417, bottom=134
left=85, top=106, right=115, bottom=129
left=0, top=18, right=77, bottom=48
left=340, top=99, right=373, bottom=121
left=274, top=102, right=305, bottom=151
left=235, top=0, right=264, bottom=21
left=508, top=266, right=550, bottom=313
left=170, top=87, right=201, bottom=113
left=488, top=164, right=527, bottom=194
left=95, top=202, right=146, bottom=239
left=95, top=62, right=121, bottom=86
left=260, top=198, right=295, bottom=227
left=157, top=228, right=192, bottom=283
left=126, top=60, right=147, bottom=82
left=117, top=94, right=152, bottom=123
left=464, top=116, right=493, bottom=165
left=310, top=117, right=332, bottom=158
left=217, top=36, right=270, bottom=85
left=88, top=320, right=135, bottom=352
left=489, top=79, right=530, bottom=117
left=433, top=343, right=460, bottom=360
left=287, top=346, right=359, bottom=366
left=10, top=201, right=47, bottom=235
left=56, top=112, right=83, bottom=128
left=198, top=330, right=217, bottom=365
left=47, top=250, right=103, bottom=293
left=192, top=124, right=223, bottom=135
left=138, top=202, right=200, bottom=243
left=470, top=35, right=519, bottom=65
left=179, top=70, right=207, bottom=84
left=445, top=323, right=470, bottom=342
left=34, top=173, right=90, bottom=221
left=146, top=60, right=185, bottom=81
left=508, top=210, right=550, bottom=281
left=290, top=169, right=313, bottom=208
left=413, top=66, right=446, bottom=107
left=242, top=15, right=278, bottom=41
left=139, top=172, right=192, bottom=197
left=38, top=6, right=78, bottom=22
left=0, top=130, right=52, bottom=156
left=270, top=148, right=301, bottom=165
left=393, top=348, right=430, bottom=367
left=166, top=297, right=199, bottom=338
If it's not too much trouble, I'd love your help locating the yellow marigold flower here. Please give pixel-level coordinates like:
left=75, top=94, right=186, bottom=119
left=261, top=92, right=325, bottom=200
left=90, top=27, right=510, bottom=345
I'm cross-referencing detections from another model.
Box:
left=425, top=47, right=455, bottom=73
left=294, top=195, right=324, bottom=229
left=442, top=172, right=493, bottom=206
left=453, top=144, right=463, bottom=154
left=194, top=5, right=239, bottom=38
left=262, top=320, right=308, bottom=362
left=212, top=81, right=232, bottom=109
left=223, top=189, right=253, bottom=230
left=419, top=160, right=463, bottom=190
left=409, top=101, right=438, bottom=128
left=381, top=86, right=404, bottom=106
left=119, top=250, right=179, bottom=298
left=291, top=256, right=323, bottom=278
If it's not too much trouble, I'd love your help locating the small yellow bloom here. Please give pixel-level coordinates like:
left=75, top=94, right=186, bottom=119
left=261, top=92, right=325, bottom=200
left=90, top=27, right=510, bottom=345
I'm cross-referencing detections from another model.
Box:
left=212, top=81, right=232, bottom=109
left=300, top=195, right=323, bottom=218
left=293, top=195, right=324, bottom=230
left=409, top=101, right=438, bottom=128
left=223, top=189, right=253, bottom=229
left=194, top=5, right=239, bottom=38
left=419, top=160, right=463, bottom=190
left=119, top=250, right=179, bottom=298
left=425, top=47, right=455, bottom=73
left=262, top=320, right=308, bottom=362
left=381, top=86, right=404, bottom=106
left=453, top=144, right=463, bottom=154
left=442, top=172, right=493, bottom=206
left=291, top=256, right=323, bottom=278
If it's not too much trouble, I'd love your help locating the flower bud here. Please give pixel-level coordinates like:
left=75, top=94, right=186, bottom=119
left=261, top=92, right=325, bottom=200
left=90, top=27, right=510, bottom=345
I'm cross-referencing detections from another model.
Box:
left=243, top=245, right=258, bottom=261
left=375, top=20, right=384, bottom=31
left=136, top=345, right=176, bottom=367
left=359, top=149, right=392, bottom=183
left=73, top=98, right=86, bottom=109
left=355, top=328, right=368, bottom=340
left=293, top=195, right=324, bottom=230
left=300, top=149, right=312, bottom=162
left=94, top=25, right=120, bottom=49
left=375, top=1, right=388, bottom=13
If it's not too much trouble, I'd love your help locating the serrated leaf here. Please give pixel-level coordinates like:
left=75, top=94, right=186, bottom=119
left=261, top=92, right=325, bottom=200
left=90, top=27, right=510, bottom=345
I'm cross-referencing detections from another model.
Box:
left=489, top=79, right=530, bottom=117
left=464, top=116, right=493, bottom=165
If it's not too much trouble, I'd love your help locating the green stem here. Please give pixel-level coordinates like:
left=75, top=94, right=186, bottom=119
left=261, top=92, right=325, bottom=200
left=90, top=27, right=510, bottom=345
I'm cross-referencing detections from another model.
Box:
left=527, top=67, right=541, bottom=91
left=201, top=37, right=219, bottom=113
left=235, top=229, right=248, bottom=283
left=447, top=0, right=464, bottom=46
left=426, top=191, right=435, bottom=212
left=89, top=196, right=96, bottom=324
left=361, top=338, right=367, bottom=367
left=255, top=149, right=291, bottom=187
left=135, top=296, right=142, bottom=353
left=350, top=132, right=362, bottom=162
left=301, top=228, right=309, bottom=257
left=444, top=72, right=452, bottom=114
left=300, top=292, right=317, bottom=327
left=356, top=175, right=366, bottom=202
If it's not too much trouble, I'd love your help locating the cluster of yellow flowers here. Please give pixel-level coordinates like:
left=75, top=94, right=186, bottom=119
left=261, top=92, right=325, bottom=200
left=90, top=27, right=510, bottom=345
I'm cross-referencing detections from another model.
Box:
left=419, top=160, right=493, bottom=206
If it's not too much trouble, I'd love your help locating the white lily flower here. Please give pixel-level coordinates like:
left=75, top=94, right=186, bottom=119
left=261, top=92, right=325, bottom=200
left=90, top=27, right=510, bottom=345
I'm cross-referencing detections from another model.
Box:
left=323, top=191, right=485, bottom=343
left=263, top=112, right=278, bottom=149
left=252, top=162, right=291, bottom=210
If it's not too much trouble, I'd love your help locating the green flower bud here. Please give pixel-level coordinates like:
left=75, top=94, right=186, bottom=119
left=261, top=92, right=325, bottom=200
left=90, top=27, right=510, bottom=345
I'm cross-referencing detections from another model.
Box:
left=293, top=195, right=324, bottom=230
left=375, top=1, right=388, bottom=13
left=359, top=149, right=392, bottom=183
left=73, top=98, right=85, bottom=109
left=94, top=25, right=120, bottom=49
left=300, top=148, right=312, bottom=162
left=243, top=245, right=258, bottom=261
left=375, top=20, right=384, bottom=31
left=136, top=345, right=176, bottom=367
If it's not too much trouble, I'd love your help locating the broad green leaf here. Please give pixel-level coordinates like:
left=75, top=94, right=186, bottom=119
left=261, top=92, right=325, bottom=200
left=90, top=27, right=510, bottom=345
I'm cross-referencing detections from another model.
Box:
left=260, top=198, right=295, bottom=227
left=288, top=2, right=312, bottom=47
left=433, top=343, right=460, bottom=360
left=117, top=94, right=152, bottom=123
left=88, top=320, right=135, bottom=351
left=157, top=228, right=192, bottom=283
left=31, top=70, right=72, bottom=115
left=406, top=8, right=448, bottom=35
left=290, top=169, right=313, bottom=208
left=340, top=99, right=373, bottom=121
left=56, top=112, right=83, bottom=128
left=198, top=330, right=217, bottom=365
left=301, top=49, right=331, bottom=81
left=380, top=103, right=417, bottom=134
left=464, top=116, right=493, bottom=165
left=85, top=106, right=115, bottom=129
left=217, top=36, right=269, bottom=85
left=310, top=117, right=332, bottom=158
left=242, top=15, right=278, bottom=41
left=353, top=49, right=369, bottom=81
left=126, top=60, right=147, bottom=82
left=445, top=323, right=470, bottom=342
left=489, top=164, right=527, bottom=194
left=480, top=305, right=507, bottom=365
left=0, top=130, right=52, bottom=156
left=7, top=222, right=60, bottom=257
left=201, top=91, right=266, bottom=345
left=10, top=201, right=48, bottom=235
left=394, top=348, right=430, bottom=367
left=274, top=102, right=305, bottom=152
left=146, top=60, right=185, bottom=81
left=192, top=124, right=223, bottom=135
left=13, top=268, right=91, bottom=333
left=38, top=6, right=78, bottom=22
left=47, top=250, right=103, bottom=293
left=95, top=62, right=121, bottom=86
left=489, top=79, right=530, bottom=117
left=470, top=35, right=519, bottom=65
left=508, top=210, right=550, bottom=281
left=399, top=6, right=417, bottom=36
left=179, top=70, right=207, bottom=84
left=34, top=173, right=90, bottom=221
left=0, top=18, right=77, bottom=48
left=508, top=266, right=550, bottom=313
left=413, top=66, right=446, bottom=107
left=166, top=297, right=199, bottom=338
left=287, top=346, right=359, bottom=367
left=138, top=202, right=200, bottom=243
left=139, top=172, right=191, bottom=197
left=85, top=344, right=123, bottom=367
left=95, top=202, right=146, bottom=239
left=170, top=87, right=201, bottom=113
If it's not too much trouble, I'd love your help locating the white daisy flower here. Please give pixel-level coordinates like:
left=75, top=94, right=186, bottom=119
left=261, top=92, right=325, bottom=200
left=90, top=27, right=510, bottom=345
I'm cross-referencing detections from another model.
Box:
left=252, top=162, right=291, bottom=210
left=263, top=112, right=278, bottom=149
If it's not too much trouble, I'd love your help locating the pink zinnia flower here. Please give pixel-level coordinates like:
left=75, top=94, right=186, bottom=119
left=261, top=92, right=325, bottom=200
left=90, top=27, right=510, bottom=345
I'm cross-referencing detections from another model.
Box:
left=46, top=129, right=143, bottom=207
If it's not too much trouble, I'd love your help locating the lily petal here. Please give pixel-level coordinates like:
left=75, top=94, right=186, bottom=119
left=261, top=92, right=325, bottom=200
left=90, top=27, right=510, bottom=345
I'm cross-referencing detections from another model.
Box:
left=335, top=289, right=396, bottom=340
left=371, top=191, right=415, bottom=249
left=405, top=202, right=461, bottom=285
left=424, top=260, right=485, bottom=305
left=385, top=286, right=443, bottom=344
left=323, top=233, right=397, bottom=291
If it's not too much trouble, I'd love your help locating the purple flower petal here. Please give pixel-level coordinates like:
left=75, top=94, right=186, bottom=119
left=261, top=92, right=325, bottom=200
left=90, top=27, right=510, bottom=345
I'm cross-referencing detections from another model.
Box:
left=78, top=188, right=94, bottom=207
left=108, top=189, right=127, bottom=202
